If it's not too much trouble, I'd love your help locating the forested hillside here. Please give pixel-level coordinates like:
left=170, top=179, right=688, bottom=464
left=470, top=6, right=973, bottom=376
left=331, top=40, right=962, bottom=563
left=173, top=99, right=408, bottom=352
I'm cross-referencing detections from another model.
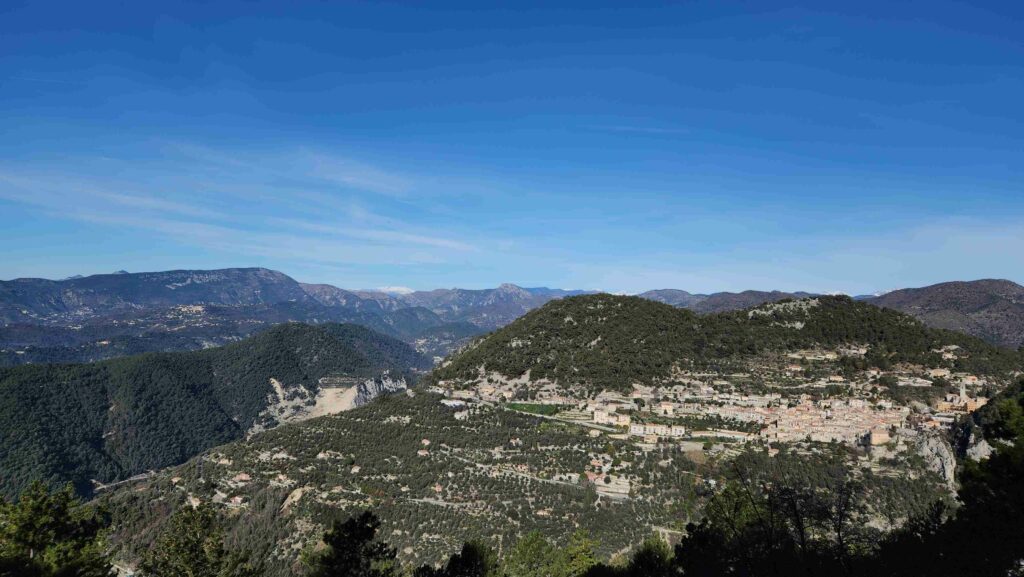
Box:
left=430, top=294, right=1023, bottom=392
left=867, top=279, right=1024, bottom=349
left=0, top=323, right=428, bottom=498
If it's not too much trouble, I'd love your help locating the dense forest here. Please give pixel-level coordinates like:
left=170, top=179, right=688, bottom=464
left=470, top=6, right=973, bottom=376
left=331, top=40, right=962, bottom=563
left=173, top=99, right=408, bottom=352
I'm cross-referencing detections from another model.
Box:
left=2, top=378, right=1021, bottom=576
left=429, top=294, right=1023, bottom=391
left=0, top=323, right=428, bottom=499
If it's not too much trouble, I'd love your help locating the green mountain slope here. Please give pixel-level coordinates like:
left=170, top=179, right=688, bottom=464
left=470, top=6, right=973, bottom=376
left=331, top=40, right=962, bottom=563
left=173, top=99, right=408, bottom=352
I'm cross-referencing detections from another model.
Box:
left=0, top=323, right=428, bottom=498
left=429, top=294, right=1022, bottom=392
left=867, top=279, right=1024, bottom=349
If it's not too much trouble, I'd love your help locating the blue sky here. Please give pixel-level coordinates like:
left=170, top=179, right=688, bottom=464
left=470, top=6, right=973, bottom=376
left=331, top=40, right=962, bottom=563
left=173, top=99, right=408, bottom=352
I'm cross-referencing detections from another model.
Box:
left=1, top=1, right=1022, bottom=294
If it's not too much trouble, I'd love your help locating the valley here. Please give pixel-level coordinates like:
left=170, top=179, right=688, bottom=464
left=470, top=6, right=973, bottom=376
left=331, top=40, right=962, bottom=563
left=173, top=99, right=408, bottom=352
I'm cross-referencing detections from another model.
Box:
left=82, top=293, right=1022, bottom=575
left=5, top=5, right=1023, bottom=574
left=1, top=270, right=1023, bottom=576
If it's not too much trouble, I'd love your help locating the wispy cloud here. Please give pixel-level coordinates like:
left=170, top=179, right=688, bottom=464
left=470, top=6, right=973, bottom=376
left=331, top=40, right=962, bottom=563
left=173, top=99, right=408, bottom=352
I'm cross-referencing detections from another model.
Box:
left=58, top=209, right=451, bottom=266
left=165, top=143, right=415, bottom=198
left=269, top=217, right=476, bottom=252
left=0, top=144, right=482, bottom=271
left=92, top=191, right=223, bottom=219
left=0, top=171, right=222, bottom=221
left=589, top=124, right=690, bottom=135
left=302, top=151, right=413, bottom=197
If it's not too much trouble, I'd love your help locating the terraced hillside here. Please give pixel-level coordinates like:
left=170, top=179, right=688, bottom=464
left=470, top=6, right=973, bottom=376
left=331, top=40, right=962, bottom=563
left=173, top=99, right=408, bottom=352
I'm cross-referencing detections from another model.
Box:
left=100, top=392, right=945, bottom=576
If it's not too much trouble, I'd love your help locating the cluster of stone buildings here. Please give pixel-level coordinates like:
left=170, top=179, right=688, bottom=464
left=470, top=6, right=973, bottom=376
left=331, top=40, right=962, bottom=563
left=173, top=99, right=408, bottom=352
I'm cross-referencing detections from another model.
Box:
left=581, top=383, right=921, bottom=446
left=935, top=383, right=988, bottom=414
left=927, top=383, right=990, bottom=428
left=593, top=409, right=632, bottom=426
left=757, top=399, right=909, bottom=444
left=437, top=350, right=992, bottom=450
left=628, top=422, right=687, bottom=439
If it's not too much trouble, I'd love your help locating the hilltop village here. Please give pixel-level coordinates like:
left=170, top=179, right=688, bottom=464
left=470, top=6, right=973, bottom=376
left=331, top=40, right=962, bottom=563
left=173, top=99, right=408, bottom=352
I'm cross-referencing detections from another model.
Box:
left=435, top=343, right=991, bottom=451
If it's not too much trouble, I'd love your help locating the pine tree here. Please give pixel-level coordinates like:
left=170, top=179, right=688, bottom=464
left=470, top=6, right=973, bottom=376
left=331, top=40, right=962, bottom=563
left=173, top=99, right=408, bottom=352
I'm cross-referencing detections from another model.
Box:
left=305, top=511, right=398, bottom=577
left=416, top=541, right=498, bottom=577
left=501, top=531, right=558, bottom=577
left=558, top=530, right=597, bottom=577
left=623, top=534, right=672, bottom=577
left=0, top=481, right=111, bottom=577
left=139, top=504, right=258, bottom=577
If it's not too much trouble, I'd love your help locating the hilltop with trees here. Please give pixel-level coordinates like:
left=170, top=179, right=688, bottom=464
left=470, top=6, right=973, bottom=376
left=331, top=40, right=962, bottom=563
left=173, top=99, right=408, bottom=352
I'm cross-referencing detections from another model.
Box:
left=429, top=294, right=1023, bottom=393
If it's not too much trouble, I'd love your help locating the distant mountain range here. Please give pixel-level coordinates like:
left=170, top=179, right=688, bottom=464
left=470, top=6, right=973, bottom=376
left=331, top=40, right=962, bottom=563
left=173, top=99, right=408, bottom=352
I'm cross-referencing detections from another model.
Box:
left=0, top=268, right=589, bottom=332
left=2, top=269, right=1022, bottom=365
left=0, top=270, right=596, bottom=364
left=0, top=269, right=488, bottom=363
left=865, top=280, right=1024, bottom=350
left=0, top=268, right=309, bottom=323
left=638, top=289, right=816, bottom=313
left=638, top=281, right=1024, bottom=349
left=361, top=283, right=594, bottom=329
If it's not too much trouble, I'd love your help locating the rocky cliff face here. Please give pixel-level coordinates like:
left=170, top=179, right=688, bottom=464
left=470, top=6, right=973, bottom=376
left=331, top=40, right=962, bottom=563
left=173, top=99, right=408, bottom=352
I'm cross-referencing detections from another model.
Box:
left=248, top=372, right=409, bottom=436
left=913, top=432, right=958, bottom=490
left=354, top=373, right=409, bottom=407
left=963, top=428, right=996, bottom=462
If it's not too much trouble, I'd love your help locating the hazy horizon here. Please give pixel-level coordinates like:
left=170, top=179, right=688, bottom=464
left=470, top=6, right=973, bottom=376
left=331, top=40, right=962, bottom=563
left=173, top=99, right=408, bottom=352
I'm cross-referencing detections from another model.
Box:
left=3, top=264, right=1021, bottom=298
